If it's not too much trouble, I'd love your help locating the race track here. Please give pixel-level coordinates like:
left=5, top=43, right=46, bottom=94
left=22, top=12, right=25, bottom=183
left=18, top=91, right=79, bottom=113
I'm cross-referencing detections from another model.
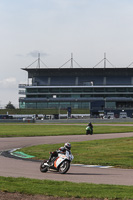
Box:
left=0, top=133, right=133, bottom=186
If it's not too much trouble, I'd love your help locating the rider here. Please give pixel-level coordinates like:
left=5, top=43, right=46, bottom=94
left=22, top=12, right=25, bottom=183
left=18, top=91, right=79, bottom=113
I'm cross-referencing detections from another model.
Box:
left=86, top=122, right=93, bottom=135
left=47, top=142, right=71, bottom=165
left=88, top=122, right=93, bottom=135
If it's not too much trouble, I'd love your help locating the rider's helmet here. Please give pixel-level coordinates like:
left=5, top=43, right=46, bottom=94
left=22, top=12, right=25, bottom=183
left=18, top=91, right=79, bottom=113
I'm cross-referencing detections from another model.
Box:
left=64, top=142, right=71, bottom=150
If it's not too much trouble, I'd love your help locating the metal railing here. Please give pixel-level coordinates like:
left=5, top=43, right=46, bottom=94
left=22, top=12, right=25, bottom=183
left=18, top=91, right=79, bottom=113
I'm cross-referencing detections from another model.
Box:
left=19, top=90, right=26, bottom=95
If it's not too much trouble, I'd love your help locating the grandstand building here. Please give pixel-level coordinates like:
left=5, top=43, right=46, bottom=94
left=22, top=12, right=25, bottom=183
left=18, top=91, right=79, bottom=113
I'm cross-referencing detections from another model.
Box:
left=19, top=55, right=133, bottom=118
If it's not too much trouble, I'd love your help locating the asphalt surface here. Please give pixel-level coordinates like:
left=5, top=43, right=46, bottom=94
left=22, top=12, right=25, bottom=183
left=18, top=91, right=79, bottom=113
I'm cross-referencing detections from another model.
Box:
left=0, top=132, right=133, bottom=186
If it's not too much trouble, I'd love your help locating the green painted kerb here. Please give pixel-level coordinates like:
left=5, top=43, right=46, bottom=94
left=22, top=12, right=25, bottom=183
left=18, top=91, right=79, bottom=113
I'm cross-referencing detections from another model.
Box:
left=11, top=151, right=35, bottom=158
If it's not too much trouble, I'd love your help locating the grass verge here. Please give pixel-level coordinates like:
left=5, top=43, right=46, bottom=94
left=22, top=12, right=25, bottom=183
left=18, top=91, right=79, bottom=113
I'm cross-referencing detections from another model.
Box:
left=0, top=124, right=133, bottom=137
left=0, top=176, right=133, bottom=199
left=19, top=137, right=133, bottom=169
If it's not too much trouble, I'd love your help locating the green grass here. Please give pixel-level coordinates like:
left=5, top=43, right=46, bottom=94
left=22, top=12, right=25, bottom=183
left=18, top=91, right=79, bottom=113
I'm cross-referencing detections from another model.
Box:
left=1, top=124, right=133, bottom=199
left=20, top=137, right=133, bottom=169
left=0, top=124, right=84, bottom=137
left=0, top=124, right=133, bottom=137
left=0, top=176, right=133, bottom=199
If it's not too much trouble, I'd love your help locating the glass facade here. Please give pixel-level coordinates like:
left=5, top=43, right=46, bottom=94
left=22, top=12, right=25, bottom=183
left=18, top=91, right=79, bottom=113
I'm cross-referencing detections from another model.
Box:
left=20, top=101, right=90, bottom=109
left=19, top=68, right=133, bottom=115
left=25, top=87, right=133, bottom=97
left=19, top=85, right=133, bottom=109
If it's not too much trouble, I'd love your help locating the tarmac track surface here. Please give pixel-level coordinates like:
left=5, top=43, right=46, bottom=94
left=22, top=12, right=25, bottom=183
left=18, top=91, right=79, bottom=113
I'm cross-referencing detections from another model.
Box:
left=0, top=132, right=133, bottom=186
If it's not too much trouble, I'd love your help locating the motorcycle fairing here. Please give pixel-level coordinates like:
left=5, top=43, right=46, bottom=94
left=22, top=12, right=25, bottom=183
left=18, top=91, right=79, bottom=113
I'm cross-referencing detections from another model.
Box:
left=54, top=154, right=67, bottom=168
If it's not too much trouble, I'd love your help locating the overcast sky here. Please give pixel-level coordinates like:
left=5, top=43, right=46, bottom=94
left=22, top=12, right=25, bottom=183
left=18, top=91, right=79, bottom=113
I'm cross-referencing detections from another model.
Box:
left=1, top=0, right=133, bottom=108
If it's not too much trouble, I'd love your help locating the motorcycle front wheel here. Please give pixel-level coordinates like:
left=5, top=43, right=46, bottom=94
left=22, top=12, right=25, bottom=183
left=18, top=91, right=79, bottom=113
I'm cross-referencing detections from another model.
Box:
left=40, top=161, right=48, bottom=173
left=58, top=160, right=70, bottom=174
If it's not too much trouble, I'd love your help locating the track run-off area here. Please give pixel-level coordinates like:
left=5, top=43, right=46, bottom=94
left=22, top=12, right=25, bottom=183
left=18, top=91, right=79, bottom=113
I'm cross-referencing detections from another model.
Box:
left=0, top=131, right=133, bottom=186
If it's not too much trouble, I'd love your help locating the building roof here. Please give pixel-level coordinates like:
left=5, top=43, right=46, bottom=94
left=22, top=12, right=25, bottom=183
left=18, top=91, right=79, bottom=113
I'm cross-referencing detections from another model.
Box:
left=22, top=67, right=133, bottom=78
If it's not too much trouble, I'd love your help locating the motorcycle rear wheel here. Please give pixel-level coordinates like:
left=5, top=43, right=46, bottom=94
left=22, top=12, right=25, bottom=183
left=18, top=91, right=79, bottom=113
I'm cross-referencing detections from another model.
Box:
left=40, top=161, right=48, bottom=173
left=58, top=160, right=70, bottom=174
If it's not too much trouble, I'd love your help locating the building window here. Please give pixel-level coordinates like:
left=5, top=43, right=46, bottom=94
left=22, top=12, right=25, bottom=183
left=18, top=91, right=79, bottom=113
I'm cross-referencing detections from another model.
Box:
left=25, top=103, right=37, bottom=108
left=37, top=103, right=48, bottom=109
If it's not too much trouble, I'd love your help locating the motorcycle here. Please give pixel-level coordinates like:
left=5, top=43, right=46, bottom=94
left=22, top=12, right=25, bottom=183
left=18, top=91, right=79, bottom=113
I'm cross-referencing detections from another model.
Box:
left=86, top=126, right=93, bottom=135
left=40, top=151, right=74, bottom=174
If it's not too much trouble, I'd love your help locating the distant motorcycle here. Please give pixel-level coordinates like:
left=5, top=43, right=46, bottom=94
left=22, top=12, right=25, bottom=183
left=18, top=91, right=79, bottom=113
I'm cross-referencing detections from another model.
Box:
left=40, top=151, right=74, bottom=174
left=86, top=126, right=93, bottom=135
